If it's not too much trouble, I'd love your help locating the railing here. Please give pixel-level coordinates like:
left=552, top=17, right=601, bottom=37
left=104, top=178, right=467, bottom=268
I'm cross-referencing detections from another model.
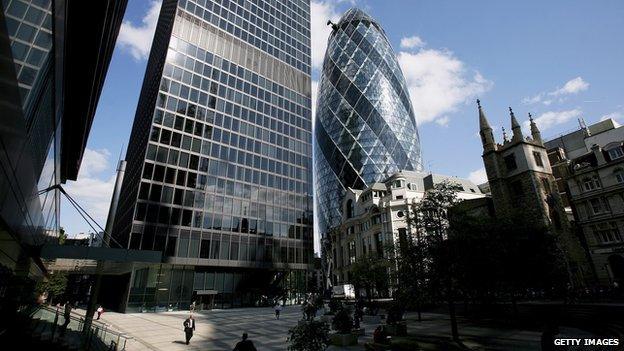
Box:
left=34, top=305, right=132, bottom=350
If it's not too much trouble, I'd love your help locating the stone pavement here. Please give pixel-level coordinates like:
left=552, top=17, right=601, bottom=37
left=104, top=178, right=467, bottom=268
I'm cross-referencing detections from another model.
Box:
left=91, top=308, right=601, bottom=351
left=98, top=305, right=372, bottom=351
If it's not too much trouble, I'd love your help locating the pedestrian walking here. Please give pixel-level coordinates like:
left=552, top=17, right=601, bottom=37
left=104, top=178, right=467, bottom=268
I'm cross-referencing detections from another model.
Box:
left=274, top=302, right=282, bottom=320
left=60, top=301, right=72, bottom=336
left=233, top=332, right=257, bottom=351
left=96, top=305, right=104, bottom=320
left=183, top=315, right=195, bottom=345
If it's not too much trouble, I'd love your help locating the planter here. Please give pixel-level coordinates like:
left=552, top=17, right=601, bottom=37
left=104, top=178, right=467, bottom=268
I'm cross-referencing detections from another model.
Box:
left=330, top=332, right=358, bottom=346
left=362, top=315, right=381, bottom=324
left=383, top=322, right=407, bottom=336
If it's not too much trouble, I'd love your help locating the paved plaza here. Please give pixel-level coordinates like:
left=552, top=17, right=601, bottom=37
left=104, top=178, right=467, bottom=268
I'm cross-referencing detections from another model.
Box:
left=89, top=306, right=601, bottom=351
left=98, top=306, right=371, bottom=351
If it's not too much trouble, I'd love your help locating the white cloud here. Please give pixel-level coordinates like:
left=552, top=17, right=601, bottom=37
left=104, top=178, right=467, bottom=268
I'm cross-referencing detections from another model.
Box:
left=117, top=0, right=162, bottom=61
left=467, top=167, right=488, bottom=185
left=434, top=116, right=450, bottom=127
left=523, top=77, right=589, bottom=105
left=64, top=148, right=116, bottom=229
left=79, top=148, right=111, bottom=177
left=524, top=109, right=582, bottom=131
left=551, top=77, right=589, bottom=96
left=310, top=1, right=341, bottom=70
left=397, top=49, right=492, bottom=125
left=400, top=36, right=425, bottom=49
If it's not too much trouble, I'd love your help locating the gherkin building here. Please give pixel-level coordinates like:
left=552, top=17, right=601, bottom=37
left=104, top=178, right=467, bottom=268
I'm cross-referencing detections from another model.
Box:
left=314, top=8, right=423, bottom=236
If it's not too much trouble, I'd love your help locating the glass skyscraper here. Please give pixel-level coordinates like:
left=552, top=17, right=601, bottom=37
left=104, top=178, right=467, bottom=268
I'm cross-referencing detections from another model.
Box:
left=1, top=0, right=127, bottom=309
left=114, top=0, right=314, bottom=311
left=314, top=8, right=422, bottom=236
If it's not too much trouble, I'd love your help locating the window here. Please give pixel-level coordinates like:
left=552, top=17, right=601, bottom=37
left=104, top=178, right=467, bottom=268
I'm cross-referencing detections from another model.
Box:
left=615, top=170, right=624, bottom=184
left=392, top=180, right=404, bottom=188
left=348, top=241, right=356, bottom=264
left=504, top=154, right=517, bottom=171
left=346, top=199, right=354, bottom=218
left=533, top=151, right=544, bottom=167
left=608, top=147, right=624, bottom=160
left=589, top=198, right=606, bottom=214
left=582, top=176, right=601, bottom=191
left=397, top=210, right=405, bottom=218
left=593, top=223, right=622, bottom=243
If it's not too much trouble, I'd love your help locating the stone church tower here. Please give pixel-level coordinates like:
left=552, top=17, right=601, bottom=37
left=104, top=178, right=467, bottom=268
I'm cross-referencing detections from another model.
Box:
left=478, top=100, right=591, bottom=286
left=479, top=100, right=554, bottom=224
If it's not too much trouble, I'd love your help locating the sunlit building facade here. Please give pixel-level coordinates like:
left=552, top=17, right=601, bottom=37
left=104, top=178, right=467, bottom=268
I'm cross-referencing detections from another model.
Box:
left=114, top=0, right=314, bottom=311
left=314, top=8, right=422, bottom=237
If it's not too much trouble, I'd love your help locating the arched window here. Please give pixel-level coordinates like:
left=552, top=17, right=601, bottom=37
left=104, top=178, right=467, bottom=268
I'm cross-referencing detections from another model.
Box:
left=346, top=199, right=354, bottom=218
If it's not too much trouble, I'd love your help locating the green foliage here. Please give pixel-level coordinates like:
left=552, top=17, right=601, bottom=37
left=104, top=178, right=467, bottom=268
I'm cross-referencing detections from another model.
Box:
left=36, top=272, right=68, bottom=301
left=395, top=179, right=568, bottom=306
left=287, top=320, right=330, bottom=351
left=58, top=227, right=67, bottom=245
left=327, top=298, right=341, bottom=315
left=349, top=254, right=390, bottom=300
left=332, top=306, right=353, bottom=334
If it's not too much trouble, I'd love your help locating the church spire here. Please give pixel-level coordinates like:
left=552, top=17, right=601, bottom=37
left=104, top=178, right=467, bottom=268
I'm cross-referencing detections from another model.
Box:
left=478, top=99, right=496, bottom=152
left=529, top=112, right=542, bottom=144
left=509, top=107, right=523, bottom=142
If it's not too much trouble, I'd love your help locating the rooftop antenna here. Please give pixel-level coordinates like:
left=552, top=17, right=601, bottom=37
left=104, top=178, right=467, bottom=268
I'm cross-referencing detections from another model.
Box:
left=578, top=118, right=591, bottom=137
left=118, top=143, right=125, bottom=163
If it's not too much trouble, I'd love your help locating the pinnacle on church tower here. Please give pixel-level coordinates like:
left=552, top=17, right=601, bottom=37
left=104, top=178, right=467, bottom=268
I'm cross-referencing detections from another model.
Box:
left=529, top=113, right=542, bottom=144
left=509, top=107, right=523, bottom=142
left=478, top=99, right=496, bottom=152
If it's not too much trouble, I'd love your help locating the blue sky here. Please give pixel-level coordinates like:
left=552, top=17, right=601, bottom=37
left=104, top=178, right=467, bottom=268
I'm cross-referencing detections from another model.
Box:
left=60, top=0, right=624, bottom=240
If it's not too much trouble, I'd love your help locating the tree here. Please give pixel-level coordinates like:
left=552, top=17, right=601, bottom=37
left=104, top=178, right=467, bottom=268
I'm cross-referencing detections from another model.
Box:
left=406, top=180, right=463, bottom=340
left=349, top=254, right=390, bottom=301
left=331, top=306, right=353, bottom=334
left=58, top=227, right=67, bottom=245
left=36, top=271, right=68, bottom=303
left=288, top=320, right=330, bottom=351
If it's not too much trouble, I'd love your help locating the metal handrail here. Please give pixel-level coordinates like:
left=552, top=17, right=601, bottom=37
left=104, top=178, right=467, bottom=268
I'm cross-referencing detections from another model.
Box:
left=37, top=305, right=132, bottom=350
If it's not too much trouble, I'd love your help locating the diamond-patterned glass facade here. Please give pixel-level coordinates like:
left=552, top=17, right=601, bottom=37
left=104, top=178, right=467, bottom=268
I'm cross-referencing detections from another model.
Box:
left=314, top=8, right=422, bottom=235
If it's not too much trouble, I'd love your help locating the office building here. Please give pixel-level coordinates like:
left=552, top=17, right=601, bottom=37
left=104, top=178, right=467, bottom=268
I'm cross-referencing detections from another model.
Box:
left=0, top=0, right=127, bottom=310
left=113, top=0, right=314, bottom=311
left=314, top=8, right=423, bottom=238
left=329, top=171, right=486, bottom=295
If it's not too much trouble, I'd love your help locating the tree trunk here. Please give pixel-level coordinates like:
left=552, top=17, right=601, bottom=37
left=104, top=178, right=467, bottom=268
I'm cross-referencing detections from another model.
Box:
left=448, top=298, right=459, bottom=341
left=417, top=299, right=422, bottom=322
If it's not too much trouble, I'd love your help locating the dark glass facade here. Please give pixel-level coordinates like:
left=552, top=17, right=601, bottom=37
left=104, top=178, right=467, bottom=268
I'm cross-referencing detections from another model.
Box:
left=0, top=0, right=127, bottom=309
left=114, top=0, right=314, bottom=311
left=314, top=8, right=422, bottom=236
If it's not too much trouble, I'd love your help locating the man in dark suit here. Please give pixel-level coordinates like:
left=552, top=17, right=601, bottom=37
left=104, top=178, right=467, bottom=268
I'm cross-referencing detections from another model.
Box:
left=183, top=315, right=195, bottom=345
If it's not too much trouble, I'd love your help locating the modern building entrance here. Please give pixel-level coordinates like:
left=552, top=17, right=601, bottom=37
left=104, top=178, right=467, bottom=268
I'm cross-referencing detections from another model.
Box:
left=192, top=290, right=217, bottom=311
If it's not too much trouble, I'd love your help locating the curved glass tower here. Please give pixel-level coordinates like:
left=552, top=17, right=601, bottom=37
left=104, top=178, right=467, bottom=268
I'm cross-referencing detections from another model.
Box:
left=314, top=8, right=422, bottom=235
